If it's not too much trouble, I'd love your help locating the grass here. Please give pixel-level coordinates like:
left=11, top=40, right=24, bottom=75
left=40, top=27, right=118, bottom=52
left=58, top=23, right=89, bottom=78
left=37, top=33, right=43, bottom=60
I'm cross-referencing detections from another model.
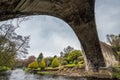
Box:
left=37, top=71, right=54, bottom=75
left=45, top=67, right=60, bottom=71
left=64, top=64, right=76, bottom=68
left=23, top=67, right=41, bottom=72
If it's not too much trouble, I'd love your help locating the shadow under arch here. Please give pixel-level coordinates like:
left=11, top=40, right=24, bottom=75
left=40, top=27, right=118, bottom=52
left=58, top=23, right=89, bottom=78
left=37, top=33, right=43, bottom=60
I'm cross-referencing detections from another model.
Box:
left=0, top=0, right=105, bottom=71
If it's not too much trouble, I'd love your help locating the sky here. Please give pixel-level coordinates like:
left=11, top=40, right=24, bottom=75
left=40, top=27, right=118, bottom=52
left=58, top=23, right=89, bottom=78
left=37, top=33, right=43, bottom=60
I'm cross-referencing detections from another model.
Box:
left=95, top=0, right=120, bottom=42
left=0, top=0, right=120, bottom=58
left=15, top=16, right=81, bottom=57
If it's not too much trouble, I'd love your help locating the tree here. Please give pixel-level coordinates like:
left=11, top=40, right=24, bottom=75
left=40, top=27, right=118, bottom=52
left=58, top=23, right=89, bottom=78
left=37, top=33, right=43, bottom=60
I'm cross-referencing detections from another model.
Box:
left=0, top=18, right=30, bottom=69
left=106, top=34, right=120, bottom=51
left=67, top=50, right=82, bottom=64
left=40, top=59, right=46, bottom=70
left=0, top=36, right=16, bottom=67
left=37, top=53, right=43, bottom=66
left=63, top=46, right=74, bottom=57
left=44, top=57, right=53, bottom=67
left=64, top=46, right=74, bottom=53
left=51, top=57, right=59, bottom=68
left=22, top=55, right=36, bottom=67
left=0, top=23, right=30, bottom=57
left=37, top=53, right=43, bottom=62
left=60, top=52, right=63, bottom=58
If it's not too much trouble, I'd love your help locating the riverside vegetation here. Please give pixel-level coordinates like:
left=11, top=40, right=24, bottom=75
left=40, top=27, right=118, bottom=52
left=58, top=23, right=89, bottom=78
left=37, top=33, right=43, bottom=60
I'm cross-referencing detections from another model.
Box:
left=0, top=21, right=120, bottom=79
left=23, top=46, right=85, bottom=77
left=107, top=34, right=120, bottom=79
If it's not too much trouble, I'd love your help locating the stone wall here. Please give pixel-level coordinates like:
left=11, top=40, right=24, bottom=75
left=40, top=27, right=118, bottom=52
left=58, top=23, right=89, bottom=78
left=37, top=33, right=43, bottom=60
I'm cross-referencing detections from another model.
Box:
left=100, top=42, right=119, bottom=67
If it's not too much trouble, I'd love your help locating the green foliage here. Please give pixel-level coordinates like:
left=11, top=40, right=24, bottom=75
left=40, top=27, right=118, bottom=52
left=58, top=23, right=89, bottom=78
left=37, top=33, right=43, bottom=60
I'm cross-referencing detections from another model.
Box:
left=64, top=64, right=76, bottom=68
left=37, top=53, right=43, bottom=66
left=0, top=23, right=30, bottom=69
left=0, top=37, right=16, bottom=68
left=0, top=52, right=15, bottom=68
left=112, top=67, right=120, bottom=79
left=63, top=46, right=74, bottom=55
left=37, top=72, right=53, bottom=75
left=61, top=60, right=68, bottom=65
left=28, top=61, right=38, bottom=69
left=44, top=57, right=53, bottom=67
left=78, top=61, right=84, bottom=64
left=117, top=51, right=120, bottom=59
left=40, top=59, right=46, bottom=70
left=107, top=34, right=120, bottom=52
left=51, top=57, right=59, bottom=68
left=45, top=67, right=60, bottom=71
left=67, top=50, right=82, bottom=64
left=0, top=66, right=11, bottom=71
left=77, top=61, right=85, bottom=68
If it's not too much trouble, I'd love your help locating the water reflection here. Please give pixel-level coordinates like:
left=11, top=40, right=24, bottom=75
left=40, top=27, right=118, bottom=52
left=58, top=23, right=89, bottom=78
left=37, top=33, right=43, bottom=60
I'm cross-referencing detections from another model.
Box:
left=0, top=69, right=112, bottom=80
left=0, top=71, right=10, bottom=80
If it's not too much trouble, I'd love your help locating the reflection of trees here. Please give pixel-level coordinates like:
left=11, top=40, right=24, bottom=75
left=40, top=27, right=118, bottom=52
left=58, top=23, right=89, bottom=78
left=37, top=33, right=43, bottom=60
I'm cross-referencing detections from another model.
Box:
left=0, top=71, right=11, bottom=80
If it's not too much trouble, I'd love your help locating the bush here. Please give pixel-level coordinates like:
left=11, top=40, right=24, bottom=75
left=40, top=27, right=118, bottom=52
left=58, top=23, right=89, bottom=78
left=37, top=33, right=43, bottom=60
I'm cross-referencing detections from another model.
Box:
left=117, top=51, right=120, bottom=59
left=51, top=57, right=59, bottom=68
left=40, top=59, right=46, bottom=70
left=0, top=66, right=11, bottom=71
left=112, top=66, right=120, bottom=79
left=67, top=50, right=82, bottom=64
left=112, top=73, right=120, bottom=79
left=28, top=61, right=38, bottom=69
left=61, top=60, right=68, bottom=65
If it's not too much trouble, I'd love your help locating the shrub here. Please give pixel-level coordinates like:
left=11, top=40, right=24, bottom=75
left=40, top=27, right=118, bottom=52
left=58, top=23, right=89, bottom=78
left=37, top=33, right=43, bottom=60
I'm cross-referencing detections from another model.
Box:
left=0, top=66, right=11, bottom=71
left=61, top=60, right=68, bottom=65
left=51, top=57, right=59, bottom=68
left=28, top=61, right=38, bottom=69
left=112, top=66, right=120, bottom=79
left=112, top=73, right=120, bottom=79
left=67, top=50, right=82, bottom=64
left=40, top=59, right=46, bottom=70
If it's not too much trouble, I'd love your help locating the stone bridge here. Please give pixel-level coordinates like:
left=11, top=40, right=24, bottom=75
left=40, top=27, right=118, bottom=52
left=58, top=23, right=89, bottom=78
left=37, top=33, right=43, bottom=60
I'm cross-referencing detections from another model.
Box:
left=0, top=0, right=112, bottom=71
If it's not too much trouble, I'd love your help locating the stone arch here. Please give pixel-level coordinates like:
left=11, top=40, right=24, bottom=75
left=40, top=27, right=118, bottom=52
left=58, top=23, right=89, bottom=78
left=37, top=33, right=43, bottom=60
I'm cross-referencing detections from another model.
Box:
left=0, top=0, right=106, bottom=71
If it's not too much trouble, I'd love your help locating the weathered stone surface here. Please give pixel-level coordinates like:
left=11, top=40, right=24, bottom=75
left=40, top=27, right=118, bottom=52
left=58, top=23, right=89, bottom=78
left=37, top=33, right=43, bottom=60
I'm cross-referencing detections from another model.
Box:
left=100, top=42, right=119, bottom=67
left=0, top=0, right=106, bottom=71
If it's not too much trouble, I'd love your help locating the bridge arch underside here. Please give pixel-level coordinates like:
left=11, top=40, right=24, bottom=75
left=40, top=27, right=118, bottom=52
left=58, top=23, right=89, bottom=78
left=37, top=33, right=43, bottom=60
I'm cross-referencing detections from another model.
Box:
left=0, top=0, right=106, bottom=71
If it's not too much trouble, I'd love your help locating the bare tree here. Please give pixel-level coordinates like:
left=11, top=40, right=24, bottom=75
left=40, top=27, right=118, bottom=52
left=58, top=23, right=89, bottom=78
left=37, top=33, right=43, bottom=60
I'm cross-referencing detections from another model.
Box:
left=0, top=17, right=30, bottom=67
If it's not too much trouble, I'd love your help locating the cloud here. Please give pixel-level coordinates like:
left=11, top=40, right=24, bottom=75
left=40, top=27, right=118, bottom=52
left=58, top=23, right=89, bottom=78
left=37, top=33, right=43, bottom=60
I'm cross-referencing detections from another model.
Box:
left=14, top=15, right=81, bottom=57
left=0, top=0, right=119, bottom=58
left=95, top=0, right=120, bottom=42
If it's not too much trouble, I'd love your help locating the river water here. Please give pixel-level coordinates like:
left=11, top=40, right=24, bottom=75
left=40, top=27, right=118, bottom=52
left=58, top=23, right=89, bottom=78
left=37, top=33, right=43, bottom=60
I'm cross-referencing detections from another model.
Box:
left=0, top=69, right=112, bottom=80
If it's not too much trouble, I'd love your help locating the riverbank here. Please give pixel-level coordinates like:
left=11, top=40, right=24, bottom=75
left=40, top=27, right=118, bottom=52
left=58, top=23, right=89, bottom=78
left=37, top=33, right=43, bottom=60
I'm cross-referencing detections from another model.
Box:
left=2, top=69, right=111, bottom=80
left=35, top=67, right=112, bottom=79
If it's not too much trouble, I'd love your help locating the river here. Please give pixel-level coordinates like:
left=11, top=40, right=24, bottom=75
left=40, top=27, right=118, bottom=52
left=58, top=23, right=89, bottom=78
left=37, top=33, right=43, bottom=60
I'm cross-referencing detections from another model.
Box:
left=0, top=69, right=112, bottom=80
